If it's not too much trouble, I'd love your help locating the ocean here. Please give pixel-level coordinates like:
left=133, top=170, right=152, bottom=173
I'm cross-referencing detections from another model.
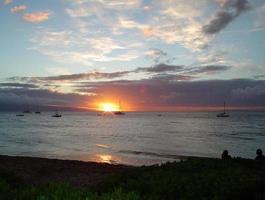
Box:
left=0, top=111, right=264, bottom=166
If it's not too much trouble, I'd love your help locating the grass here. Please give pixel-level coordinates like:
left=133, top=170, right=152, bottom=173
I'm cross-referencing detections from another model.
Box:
left=1, top=158, right=265, bottom=200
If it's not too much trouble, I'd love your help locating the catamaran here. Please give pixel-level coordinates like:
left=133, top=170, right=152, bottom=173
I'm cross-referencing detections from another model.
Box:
left=216, top=102, right=229, bottom=117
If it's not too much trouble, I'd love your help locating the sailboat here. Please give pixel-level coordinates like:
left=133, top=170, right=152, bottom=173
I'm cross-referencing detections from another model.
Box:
left=216, top=101, right=229, bottom=117
left=114, top=101, right=125, bottom=115
left=23, top=108, right=31, bottom=113
left=52, top=111, right=62, bottom=117
left=35, top=106, right=41, bottom=114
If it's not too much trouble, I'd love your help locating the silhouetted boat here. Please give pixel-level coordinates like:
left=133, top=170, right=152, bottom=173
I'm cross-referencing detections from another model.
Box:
left=23, top=110, right=31, bottom=113
left=16, top=114, right=24, bottom=117
left=216, top=102, right=229, bottom=117
left=114, top=101, right=125, bottom=115
left=114, top=111, right=125, bottom=115
left=35, top=106, right=41, bottom=114
left=52, top=112, right=62, bottom=117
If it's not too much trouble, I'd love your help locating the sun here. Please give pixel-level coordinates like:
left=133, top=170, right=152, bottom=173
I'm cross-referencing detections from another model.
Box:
left=99, top=102, right=119, bottom=112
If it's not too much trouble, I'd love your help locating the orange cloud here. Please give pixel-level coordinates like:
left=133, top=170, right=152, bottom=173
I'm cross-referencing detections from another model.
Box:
left=4, top=0, right=12, bottom=5
left=23, top=11, right=50, bottom=23
left=11, top=5, right=27, bottom=13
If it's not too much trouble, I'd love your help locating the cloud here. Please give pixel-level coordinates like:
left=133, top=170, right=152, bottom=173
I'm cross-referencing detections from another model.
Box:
left=64, top=0, right=211, bottom=52
left=203, top=0, right=250, bottom=34
left=144, top=48, right=174, bottom=64
left=2, top=76, right=265, bottom=111
left=0, top=83, right=38, bottom=89
left=252, top=2, right=265, bottom=32
left=0, top=87, right=92, bottom=111
left=3, top=0, right=12, bottom=5
left=232, top=85, right=265, bottom=99
left=73, top=79, right=265, bottom=110
left=11, top=5, right=27, bottom=13
left=36, top=71, right=131, bottom=82
left=23, top=11, right=50, bottom=23
left=189, top=65, right=232, bottom=75
left=137, top=63, right=184, bottom=73
left=30, top=29, right=141, bottom=65
left=8, top=63, right=231, bottom=86
left=66, top=0, right=140, bottom=18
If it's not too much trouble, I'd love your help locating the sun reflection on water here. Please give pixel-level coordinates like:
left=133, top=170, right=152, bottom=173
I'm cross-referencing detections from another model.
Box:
left=97, top=154, right=113, bottom=164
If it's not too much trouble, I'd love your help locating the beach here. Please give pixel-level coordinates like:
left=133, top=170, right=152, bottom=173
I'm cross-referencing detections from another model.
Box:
left=0, top=155, right=131, bottom=187
left=1, top=154, right=265, bottom=199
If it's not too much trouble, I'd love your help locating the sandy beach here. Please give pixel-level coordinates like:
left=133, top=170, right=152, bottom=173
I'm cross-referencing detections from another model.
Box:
left=0, top=155, right=132, bottom=187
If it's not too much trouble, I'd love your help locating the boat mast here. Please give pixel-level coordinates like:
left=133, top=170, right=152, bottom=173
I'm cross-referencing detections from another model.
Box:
left=119, top=100, right=122, bottom=111
left=224, top=101, right=226, bottom=113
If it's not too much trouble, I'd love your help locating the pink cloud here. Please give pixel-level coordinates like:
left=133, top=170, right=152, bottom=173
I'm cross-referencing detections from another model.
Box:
left=23, top=11, right=50, bottom=23
left=11, top=5, right=27, bottom=13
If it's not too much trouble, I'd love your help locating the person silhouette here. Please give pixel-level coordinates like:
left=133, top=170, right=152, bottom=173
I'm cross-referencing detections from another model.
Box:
left=255, top=149, right=265, bottom=161
left=221, top=150, right=232, bottom=160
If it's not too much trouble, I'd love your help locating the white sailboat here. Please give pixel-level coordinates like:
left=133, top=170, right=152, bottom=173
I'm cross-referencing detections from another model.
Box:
left=216, top=101, right=229, bottom=117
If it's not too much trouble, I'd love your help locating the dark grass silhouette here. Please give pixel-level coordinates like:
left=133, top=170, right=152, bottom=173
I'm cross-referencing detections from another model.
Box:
left=1, top=156, right=265, bottom=200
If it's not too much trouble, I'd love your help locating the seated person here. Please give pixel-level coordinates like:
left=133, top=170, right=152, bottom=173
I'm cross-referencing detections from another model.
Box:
left=221, top=150, right=232, bottom=160
left=255, top=149, right=265, bottom=161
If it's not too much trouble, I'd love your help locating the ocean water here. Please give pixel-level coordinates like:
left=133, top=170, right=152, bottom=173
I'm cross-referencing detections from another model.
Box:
left=0, top=111, right=264, bottom=166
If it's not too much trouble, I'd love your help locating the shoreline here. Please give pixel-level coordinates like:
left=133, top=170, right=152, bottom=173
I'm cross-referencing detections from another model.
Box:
left=1, top=154, right=265, bottom=199
left=0, top=154, right=132, bottom=187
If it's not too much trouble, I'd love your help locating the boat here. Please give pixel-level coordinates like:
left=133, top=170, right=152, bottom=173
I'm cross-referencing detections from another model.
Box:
left=23, top=110, right=31, bottom=114
left=35, top=106, right=41, bottom=114
left=114, top=111, right=125, bottom=115
left=114, top=101, right=125, bottom=115
left=216, top=102, right=229, bottom=117
left=16, top=114, right=24, bottom=117
left=52, top=112, right=62, bottom=117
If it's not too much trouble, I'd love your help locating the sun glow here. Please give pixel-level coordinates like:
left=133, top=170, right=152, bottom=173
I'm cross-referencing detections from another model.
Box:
left=97, top=154, right=113, bottom=164
left=98, top=102, right=119, bottom=112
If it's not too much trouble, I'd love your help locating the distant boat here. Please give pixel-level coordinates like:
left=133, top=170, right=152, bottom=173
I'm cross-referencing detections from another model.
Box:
left=23, top=110, right=31, bottom=114
left=216, top=102, right=229, bottom=117
left=52, top=112, right=62, bottom=118
left=114, top=111, right=125, bottom=115
left=16, top=114, right=24, bottom=117
left=35, top=106, right=41, bottom=114
left=114, top=101, right=125, bottom=115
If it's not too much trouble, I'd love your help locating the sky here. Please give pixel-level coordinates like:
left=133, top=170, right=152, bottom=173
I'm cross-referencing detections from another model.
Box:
left=0, top=0, right=265, bottom=111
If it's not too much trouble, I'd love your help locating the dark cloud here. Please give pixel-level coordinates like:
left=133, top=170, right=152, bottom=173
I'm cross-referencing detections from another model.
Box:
left=0, top=87, right=92, bottom=111
left=203, top=11, right=234, bottom=34
left=203, top=0, right=250, bottom=34
left=0, top=83, right=39, bottom=89
left=145, top=48, right=175, bottom=64
left=9, top=71, right=131, bottom=82
left=73, top=78, right=265, bottom=109
left=1, top=78, right=265, bottom=111
left=189, top=65, right=232, bottom=74
left=136, top=63, right=184, bottom=73
left=150, top=74, right=193, bottom=82
left=6, top=63, right=231, bottom=85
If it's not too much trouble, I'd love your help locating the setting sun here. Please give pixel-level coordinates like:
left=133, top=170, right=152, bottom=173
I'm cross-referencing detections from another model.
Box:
left=98, top=103, right=119, bottom=112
